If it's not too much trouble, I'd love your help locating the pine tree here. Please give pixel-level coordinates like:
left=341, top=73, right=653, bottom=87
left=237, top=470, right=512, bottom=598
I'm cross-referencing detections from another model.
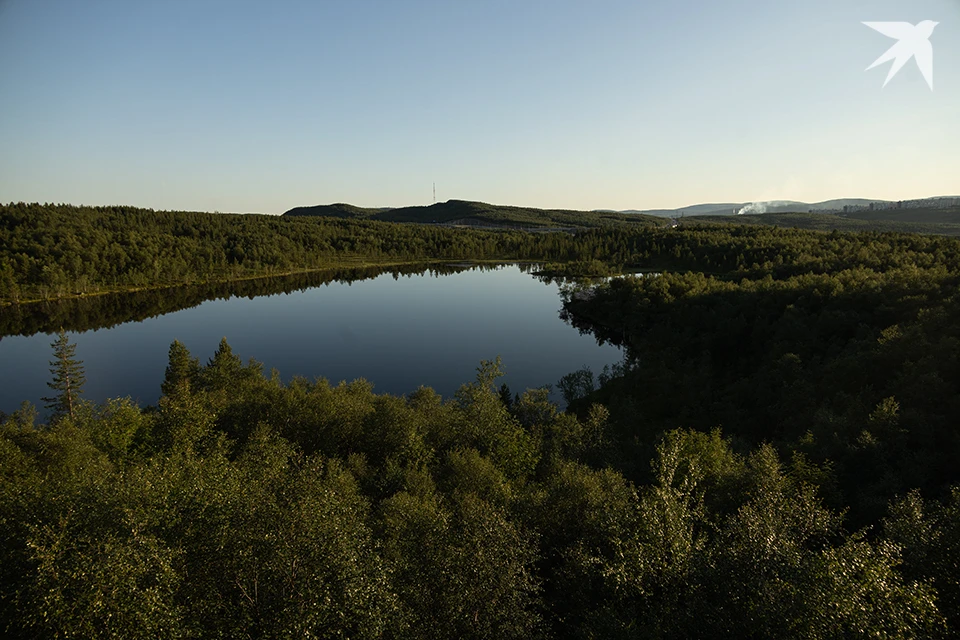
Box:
left=161, top=340, right=200, bottom=396
left=499, top=383, right=513, bottom=409
left=198, top=337, right=244, bottom=391
left=42, top=329, right=86, bottom=420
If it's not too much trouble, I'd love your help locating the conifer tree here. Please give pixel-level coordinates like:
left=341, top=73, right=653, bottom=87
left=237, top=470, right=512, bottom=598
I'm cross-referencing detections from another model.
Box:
left=42, top=329, right=85, bottom=420
left=161, top=340, right=200, bottom=396
left=198, top=337, right=245, bottom=391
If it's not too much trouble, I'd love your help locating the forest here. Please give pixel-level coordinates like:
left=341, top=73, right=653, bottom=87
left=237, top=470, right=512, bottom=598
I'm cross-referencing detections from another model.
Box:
left=0, top=202, right=658, bottom=307
left=1, top=335, right=954, bottom=639
left=3, top=202, right=960, bottom=637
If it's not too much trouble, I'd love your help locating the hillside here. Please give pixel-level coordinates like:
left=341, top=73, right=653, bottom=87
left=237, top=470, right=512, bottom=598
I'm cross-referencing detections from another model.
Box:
left=619, top=203, right=743, bottom=217
left=628, top=199, right=890, bottom=218
left=685, top=209, right=960, bottom=236
left=284, top=199, right=664, bottom=229
left=629, top=197, right=960, bottom=218
left=282, top=203, right=389, bottom=219
left=844, top=205, right=960, bottom=224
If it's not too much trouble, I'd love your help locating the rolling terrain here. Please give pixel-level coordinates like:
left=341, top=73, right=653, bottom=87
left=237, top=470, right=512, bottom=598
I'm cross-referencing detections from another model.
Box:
left=624, top=197, right=960, bottom=218
left=285, top=198, right=960, bottom=236
left=684, top=204, right=960, bottom=236
left=284, top=199, right=665, bottom=229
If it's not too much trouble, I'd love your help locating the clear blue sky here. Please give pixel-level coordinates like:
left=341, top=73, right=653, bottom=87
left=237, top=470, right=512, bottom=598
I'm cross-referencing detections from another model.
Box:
left=1, top=0, right=957, bottom=213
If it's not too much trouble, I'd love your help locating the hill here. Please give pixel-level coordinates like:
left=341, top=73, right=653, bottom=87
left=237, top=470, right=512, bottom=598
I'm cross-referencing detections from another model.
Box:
left=284, top=199, right=664, bottom=229
left=619, top=203, right=743, bottom=217
left=685, top=209, right=960, bottom=236
left=843, top=205, right=960, bottom=225
left=628, top=196, right=960, bottom=218
left=282, top=203, right=389, bottom=219
left=626, top=199, right=891, bottom=218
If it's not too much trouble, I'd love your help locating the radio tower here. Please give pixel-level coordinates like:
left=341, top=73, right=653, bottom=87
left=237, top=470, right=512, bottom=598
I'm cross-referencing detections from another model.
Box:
left=433, top=182, right=436, bottom=203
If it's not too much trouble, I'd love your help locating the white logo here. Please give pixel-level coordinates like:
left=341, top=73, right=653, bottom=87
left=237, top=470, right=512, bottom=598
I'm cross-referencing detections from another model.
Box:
left=863, top=21, right=938, bottom=90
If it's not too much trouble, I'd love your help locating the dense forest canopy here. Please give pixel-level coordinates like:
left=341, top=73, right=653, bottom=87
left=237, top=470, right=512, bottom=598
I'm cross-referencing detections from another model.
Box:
left=3, top=201, right=960, bottom=637
left=1, top=337, right=956, bottom=638
left=0, top=202, right=529, bottom=303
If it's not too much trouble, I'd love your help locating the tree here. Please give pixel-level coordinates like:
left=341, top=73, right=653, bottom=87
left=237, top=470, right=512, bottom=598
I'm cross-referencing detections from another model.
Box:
left=160, top=340, right=200, bottom=397
left=499, top=383, right=513, bottom=409
left=42, top=329, right=85, bottom=420
left=557, top=366, right=595, bottom=406
left=0, top=262, right=19, bottom=304
left=197, top=337, right=245, bottom=392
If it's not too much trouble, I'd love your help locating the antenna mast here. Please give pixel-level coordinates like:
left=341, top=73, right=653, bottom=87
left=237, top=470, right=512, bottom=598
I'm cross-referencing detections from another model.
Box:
left=433, top=182, right=436, bottom=203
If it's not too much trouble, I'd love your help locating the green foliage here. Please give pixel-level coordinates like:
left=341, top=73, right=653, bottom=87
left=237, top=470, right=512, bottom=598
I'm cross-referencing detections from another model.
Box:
left=439, top=448, right=513, bottom=508
left=451, top=358, right=541, bottom=480
left=379, top=490, right=545, bottom=639
left=160, top=339, right=200, bottom=397
left=83, top=397, right=149, bottom=464
left=23, top=524, right=183, bottom=639
left=885, top=488, right=960, bottom=633
left=556, top=432, right=945, bottom=639
left=537, top=259, right=622, bottom=277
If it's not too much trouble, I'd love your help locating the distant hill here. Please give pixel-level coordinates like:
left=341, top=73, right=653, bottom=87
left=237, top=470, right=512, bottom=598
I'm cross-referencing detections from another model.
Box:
left=625, top=199, right=891, bottom=218
left=843, top=205, right=960, bottom=225
left=619, top=203, right=744, bottom=217
left=283, top=197, right=960, bottom=232
left=684, top=207, right=960, bottom=237
left=283, top=203, right=391, bottom=219
left=811, top=198, right=884, bottom=211
left=627, top=196, right=960, bottom=218
left=284, top=200, right=664, bottom=229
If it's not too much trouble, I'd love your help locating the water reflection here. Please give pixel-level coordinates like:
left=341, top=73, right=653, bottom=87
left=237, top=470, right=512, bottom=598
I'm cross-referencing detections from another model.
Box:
left=0, top=264, right=623, bottom=415
left=0, top=263, right=489, bottom=338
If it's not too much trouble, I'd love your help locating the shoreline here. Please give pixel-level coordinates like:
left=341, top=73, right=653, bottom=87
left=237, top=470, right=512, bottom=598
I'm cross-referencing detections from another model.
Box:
left=1, top=258, right=537, bottom=310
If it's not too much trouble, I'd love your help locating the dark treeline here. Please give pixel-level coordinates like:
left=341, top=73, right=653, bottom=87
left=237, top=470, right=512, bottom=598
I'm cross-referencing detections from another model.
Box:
left=1, top=338, right=952, bottom=638
left=0, top=263, right=477, bottom=337
left=686, top=211, right=960, bottom=237
left=0, top=203, right=523, bottom=303
left=1, top=202, right=647, bottom=305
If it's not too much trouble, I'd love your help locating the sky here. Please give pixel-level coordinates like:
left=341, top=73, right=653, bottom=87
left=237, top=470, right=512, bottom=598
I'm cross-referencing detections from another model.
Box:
left=0, top=0, right=957, bottom=213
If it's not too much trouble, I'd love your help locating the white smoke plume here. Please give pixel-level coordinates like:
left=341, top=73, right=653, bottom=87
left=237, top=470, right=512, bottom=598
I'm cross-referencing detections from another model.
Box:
left=737, top=203, right=767, bottom=215
left=736, top=200, right=796, bottom=215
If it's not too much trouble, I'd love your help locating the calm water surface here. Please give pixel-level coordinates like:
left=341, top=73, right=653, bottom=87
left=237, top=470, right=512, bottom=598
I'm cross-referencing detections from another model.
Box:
left=0, top=265, right=620, bottom=416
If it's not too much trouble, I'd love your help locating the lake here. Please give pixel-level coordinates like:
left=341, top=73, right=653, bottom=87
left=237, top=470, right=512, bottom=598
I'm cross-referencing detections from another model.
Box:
left=0, top=264, right=622, bottom=416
